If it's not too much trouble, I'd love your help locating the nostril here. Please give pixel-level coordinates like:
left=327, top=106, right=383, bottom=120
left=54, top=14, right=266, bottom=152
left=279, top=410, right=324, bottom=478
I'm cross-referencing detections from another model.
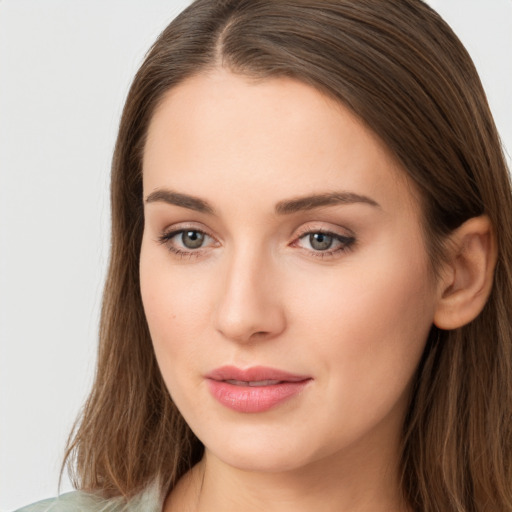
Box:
left=213, top=271, right=287, bottom=343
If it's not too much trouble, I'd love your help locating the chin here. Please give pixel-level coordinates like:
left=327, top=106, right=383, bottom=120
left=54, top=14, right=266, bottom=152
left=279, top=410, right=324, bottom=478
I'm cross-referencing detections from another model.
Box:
left=198, top=421, right=329, bottom=474
left=212, top=444, right=315, bottom=474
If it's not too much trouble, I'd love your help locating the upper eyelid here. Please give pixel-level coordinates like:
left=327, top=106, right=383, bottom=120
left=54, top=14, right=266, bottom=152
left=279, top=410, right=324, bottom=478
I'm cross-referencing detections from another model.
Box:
left=159, top=228, right=217, bottom=246
left=157, top=222, right=355, bottom=245
left=294, top=224, right=355, bottom=239
left=159, top=222, right=352, bottom=235
left=160, top=223, right=216, bottom=239
left=293, top=230, right=355, bottom=246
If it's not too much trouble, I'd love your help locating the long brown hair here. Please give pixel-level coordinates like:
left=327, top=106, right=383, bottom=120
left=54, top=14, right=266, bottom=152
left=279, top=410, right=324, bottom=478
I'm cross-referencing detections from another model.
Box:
left=63, top=1, right=512, bottom=510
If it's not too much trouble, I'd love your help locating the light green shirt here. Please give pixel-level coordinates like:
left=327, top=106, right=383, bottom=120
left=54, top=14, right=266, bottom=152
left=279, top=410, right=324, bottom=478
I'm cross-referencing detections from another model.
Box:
left=13, top=481, right=163, bottom=512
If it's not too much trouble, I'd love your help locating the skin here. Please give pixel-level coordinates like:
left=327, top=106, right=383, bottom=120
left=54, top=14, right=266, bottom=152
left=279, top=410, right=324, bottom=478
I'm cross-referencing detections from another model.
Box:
left=140, top=69, right=441, bottom=512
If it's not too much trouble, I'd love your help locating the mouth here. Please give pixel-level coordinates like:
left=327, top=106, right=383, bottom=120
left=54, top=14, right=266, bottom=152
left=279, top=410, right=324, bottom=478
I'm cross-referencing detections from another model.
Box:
left=224, top=379, right=283, bottom=386
left=206, top=365, right=311, bottom=383
left=205, top=366, right=312, bottom=413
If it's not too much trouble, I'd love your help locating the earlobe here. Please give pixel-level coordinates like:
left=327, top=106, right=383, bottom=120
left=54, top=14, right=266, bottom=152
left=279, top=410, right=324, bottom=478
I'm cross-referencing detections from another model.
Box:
left=433, top=215, right=497, bottom=330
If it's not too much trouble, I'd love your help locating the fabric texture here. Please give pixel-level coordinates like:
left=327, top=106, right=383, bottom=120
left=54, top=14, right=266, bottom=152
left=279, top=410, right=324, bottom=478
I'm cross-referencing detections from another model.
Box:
left=13, top=481, right=163, bottom=512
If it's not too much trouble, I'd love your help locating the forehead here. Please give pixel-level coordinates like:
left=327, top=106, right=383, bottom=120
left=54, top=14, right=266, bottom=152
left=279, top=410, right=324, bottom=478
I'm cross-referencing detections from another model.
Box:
left=142, top=69, right=418, bottom=217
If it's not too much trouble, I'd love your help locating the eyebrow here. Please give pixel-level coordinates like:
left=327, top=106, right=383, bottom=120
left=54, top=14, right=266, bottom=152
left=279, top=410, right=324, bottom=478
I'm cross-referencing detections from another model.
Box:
left=275, top=191, right=380, bottom=214
left=145, top=189, right=214, bottom=214
left=144, top=188, right=380, bottom=215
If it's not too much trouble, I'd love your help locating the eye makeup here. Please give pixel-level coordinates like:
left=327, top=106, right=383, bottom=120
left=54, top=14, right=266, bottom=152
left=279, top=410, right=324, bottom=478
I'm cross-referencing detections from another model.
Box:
left=157, top=227, right=218, bottom=259
left=292, top=227, right=356, bottom=260
left=156, top=222, right=356, bottom=261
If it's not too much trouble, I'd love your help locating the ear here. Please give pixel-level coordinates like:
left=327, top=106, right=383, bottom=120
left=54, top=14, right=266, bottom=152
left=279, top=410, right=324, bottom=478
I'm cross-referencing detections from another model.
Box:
left=434, top=215, right=497, bottom=330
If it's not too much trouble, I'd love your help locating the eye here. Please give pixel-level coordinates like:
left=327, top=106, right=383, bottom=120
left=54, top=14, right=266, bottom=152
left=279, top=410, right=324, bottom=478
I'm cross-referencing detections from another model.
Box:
left=158, top=227, right=217, bottom=257
left=307, top=232, right=335, bottom=251
left=293, top=229, right=355, bottom=258
left=180, top=230, right=206, bottom=249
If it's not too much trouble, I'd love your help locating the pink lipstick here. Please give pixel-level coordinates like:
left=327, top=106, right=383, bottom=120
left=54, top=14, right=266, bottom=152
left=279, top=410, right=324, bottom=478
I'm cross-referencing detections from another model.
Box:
left=205, top=366, right=312, bottom=413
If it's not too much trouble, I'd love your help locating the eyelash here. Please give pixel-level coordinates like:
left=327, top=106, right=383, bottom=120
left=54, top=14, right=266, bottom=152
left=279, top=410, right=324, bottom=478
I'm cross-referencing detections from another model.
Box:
left=157, top=227, right=356, bottom=260
left=292, top=228, right=356, bottom=259
left=157, top=228, right=216, bottom=259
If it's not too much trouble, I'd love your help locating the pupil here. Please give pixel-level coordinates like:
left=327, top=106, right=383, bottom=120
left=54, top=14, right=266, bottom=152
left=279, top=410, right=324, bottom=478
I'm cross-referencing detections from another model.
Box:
left=310, top=233, right=333, bottom=251
left=182, top=231, right=204, bottom=249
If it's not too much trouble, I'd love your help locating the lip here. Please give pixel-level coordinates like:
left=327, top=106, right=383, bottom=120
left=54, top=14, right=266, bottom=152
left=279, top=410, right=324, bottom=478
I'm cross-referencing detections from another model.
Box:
left=205, top=366, right=312, bottom=413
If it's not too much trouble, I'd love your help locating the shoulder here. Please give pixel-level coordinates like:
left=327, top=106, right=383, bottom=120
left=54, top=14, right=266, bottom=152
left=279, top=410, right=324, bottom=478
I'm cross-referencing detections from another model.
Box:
left=13, top=491, right=127, bottom=512
left=13, top=491, right=117, bottom=512
left=13, top=483, right=163, bottom=512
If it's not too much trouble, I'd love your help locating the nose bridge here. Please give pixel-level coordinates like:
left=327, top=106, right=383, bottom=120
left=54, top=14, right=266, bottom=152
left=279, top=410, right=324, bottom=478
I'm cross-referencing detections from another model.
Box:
left=214, top=240, right=285, bottom=343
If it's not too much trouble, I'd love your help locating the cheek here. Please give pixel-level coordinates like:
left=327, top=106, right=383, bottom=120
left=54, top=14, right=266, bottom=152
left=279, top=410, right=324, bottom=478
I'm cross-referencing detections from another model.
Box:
left=290, top=242, right=435, bottom=418
left=139, top=241, right=213, bottom=385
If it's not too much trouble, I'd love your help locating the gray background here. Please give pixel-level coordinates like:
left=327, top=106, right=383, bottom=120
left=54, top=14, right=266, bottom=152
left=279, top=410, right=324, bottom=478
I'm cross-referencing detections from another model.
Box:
left=1, top=1, right=510, bottom=510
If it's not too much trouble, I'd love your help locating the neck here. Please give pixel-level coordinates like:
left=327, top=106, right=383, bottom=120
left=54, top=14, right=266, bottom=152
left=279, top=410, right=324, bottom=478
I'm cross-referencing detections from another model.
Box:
left=165, top=432, right=410, bottom=512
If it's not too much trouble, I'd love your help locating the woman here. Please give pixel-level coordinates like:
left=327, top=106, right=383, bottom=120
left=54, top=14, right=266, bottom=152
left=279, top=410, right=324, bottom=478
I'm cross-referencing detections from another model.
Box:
left=17, top=0, right=512, bottom=511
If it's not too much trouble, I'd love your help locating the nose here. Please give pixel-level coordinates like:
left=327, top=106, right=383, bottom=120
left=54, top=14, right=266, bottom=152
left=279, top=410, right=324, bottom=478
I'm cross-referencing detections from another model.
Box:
left=213, top=246, right=286, bottom=343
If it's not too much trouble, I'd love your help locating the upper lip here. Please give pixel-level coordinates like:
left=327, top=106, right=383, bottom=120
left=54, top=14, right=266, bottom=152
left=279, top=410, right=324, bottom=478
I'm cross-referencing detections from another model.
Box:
left=205, top=365, right=311, bottom=383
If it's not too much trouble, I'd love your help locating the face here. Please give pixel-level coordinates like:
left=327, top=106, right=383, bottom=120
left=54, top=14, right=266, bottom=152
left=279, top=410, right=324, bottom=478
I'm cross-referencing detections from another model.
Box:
left=140, top=70, right=439, bottom=474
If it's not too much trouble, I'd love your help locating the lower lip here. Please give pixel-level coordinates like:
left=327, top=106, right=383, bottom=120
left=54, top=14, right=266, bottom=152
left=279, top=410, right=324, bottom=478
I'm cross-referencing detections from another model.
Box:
left=206, top=379, right=311, bottom=413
